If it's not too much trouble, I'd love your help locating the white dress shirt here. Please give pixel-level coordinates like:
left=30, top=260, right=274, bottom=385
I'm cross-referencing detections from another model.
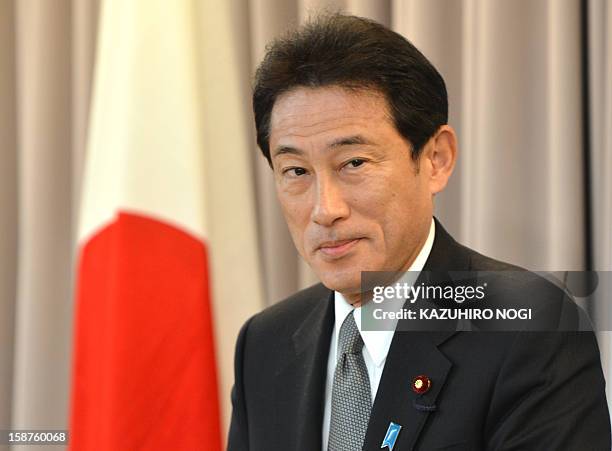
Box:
left=322, top=218, right=436, bottom=450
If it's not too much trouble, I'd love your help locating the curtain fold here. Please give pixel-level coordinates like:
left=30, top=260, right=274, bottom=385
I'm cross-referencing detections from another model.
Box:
left=588, top=0, right=612, bottom=415
left=12, top=1, right=74, bottom=442
left=249, top=0, right=301, bottom=304
left=0, top=0, right=17, bottom=440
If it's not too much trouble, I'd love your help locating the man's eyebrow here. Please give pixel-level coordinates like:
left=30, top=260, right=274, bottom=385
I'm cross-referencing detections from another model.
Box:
left=272, top=145, right=303, bottom=158
left=272, top=135, right=373, bottom=159
left=328, top=135, right=373, bottom=148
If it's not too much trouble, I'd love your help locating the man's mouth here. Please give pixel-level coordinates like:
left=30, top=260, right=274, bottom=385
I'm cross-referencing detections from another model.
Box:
left=317, top=238, right=362, bottom=258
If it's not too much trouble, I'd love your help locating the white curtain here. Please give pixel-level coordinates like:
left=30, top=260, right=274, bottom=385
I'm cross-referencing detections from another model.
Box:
left=0, top=1, right=610, bottom=447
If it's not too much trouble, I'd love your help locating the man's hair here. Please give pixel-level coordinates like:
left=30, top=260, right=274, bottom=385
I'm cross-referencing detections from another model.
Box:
left=253, top=14, right=448, bottom=166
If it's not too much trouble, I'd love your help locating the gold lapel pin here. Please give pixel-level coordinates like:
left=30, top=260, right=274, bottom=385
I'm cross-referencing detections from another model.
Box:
left=412, top=374, right=431, bottom=395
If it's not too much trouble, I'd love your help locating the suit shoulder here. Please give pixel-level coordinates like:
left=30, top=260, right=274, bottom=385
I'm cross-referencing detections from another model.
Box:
left=461, top=244, right=562, bottom=291
left=244, top=283, right=331, bottom=339
left=458, top=244, right=588, bottom=329
left=461, top=243, right=526, bottom=272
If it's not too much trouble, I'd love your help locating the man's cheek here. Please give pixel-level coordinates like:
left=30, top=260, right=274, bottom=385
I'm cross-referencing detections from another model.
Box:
left=359, top=179, right=388, bottom=200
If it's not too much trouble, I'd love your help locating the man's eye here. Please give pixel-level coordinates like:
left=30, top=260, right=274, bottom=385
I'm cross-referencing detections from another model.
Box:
left=346, top=159, right=365, bottom=168
left=283, top=167, right=307, bottom=176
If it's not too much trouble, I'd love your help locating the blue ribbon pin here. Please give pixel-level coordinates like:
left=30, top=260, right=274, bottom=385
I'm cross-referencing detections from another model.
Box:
left=381, top=421, right=402, bottom=451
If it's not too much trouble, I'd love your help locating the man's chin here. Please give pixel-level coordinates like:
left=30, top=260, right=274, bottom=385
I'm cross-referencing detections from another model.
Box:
left=316, top=272, right=362, bottom=296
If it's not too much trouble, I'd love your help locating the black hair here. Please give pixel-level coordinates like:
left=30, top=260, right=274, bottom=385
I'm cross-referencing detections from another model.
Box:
left=253, top=13, right=448, bottom=166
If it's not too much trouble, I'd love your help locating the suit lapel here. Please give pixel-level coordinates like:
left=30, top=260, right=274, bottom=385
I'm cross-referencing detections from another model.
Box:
left=363, top=218, right=471, bottom=450
left=278, top=287, right=334, bottom=451
left=363, top=332, right=454, bottom=451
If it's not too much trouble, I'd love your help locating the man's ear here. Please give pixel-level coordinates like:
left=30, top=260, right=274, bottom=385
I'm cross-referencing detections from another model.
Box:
left=424, top=125, right=457, bottom=195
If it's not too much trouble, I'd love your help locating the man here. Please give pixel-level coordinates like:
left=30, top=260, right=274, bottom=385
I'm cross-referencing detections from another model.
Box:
left=228, top=14, right=610, bottom=451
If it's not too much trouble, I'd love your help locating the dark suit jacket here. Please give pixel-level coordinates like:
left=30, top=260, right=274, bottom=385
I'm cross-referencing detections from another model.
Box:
left=228, top=220, right=611, bottom=450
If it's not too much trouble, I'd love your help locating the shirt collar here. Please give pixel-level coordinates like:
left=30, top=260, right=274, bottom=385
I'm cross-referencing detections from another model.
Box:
left=333, top=218, right=436, bottom=367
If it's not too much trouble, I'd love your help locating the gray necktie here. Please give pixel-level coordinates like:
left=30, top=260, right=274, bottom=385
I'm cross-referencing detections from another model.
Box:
left=328, top=312, right=372, bottom=451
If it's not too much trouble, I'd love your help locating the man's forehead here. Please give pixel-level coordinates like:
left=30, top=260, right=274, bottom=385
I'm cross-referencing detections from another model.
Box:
left=269, top=86, right=391, bottom=140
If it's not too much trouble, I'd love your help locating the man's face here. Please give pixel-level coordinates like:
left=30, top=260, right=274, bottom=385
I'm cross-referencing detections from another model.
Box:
left=269, top=86, right=436, bottom=297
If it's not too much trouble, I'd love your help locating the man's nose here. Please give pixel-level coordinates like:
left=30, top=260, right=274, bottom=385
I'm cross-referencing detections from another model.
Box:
left=311, top=175, right=349, bottom=226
